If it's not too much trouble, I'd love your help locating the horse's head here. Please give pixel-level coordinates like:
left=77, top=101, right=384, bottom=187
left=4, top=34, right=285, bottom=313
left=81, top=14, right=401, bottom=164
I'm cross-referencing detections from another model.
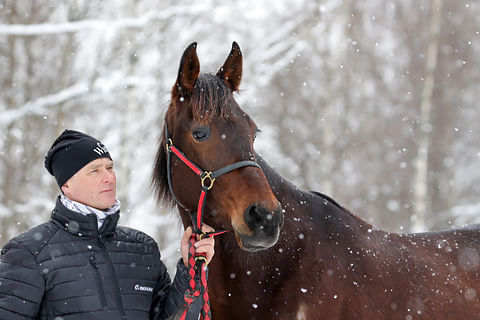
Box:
left=153, top=42, right=283, bottom=252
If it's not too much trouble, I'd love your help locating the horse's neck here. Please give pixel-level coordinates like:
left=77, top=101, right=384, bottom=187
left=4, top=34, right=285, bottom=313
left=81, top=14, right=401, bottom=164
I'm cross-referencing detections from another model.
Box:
left=212, top=155, right=375, bottom=275
left=257, top=154, right=374, bottom=250
left=256, top=155, right=303, bottom=206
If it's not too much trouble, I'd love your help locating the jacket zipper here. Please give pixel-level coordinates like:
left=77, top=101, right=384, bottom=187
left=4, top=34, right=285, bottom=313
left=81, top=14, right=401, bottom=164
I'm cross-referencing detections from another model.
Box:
left=98, top=235, right=127, bottom=319
left=89, top=253, right=107, bottom=308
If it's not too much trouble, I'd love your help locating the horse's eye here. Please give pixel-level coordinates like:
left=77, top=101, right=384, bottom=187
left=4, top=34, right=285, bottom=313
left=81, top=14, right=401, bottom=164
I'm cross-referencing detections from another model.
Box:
left=192, top=126, right=210, bottom=141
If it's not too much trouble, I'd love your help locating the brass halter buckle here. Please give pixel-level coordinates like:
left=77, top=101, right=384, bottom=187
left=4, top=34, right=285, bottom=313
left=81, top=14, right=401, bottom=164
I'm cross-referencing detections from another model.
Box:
left=201, top=171, right=216, bottom=190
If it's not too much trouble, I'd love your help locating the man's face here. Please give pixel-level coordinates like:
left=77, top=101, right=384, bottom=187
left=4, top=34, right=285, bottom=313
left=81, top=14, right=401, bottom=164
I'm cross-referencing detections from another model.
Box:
left=61, top=158, right=117, bottom=210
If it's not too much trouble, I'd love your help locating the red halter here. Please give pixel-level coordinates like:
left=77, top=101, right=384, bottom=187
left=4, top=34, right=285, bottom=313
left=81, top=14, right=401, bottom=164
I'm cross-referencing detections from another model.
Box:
left=164, top=124, right=261, bottom=320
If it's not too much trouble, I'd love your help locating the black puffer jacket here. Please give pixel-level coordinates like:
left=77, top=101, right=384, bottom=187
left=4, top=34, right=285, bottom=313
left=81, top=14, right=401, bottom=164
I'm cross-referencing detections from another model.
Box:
left=0, top=197, right=188, bottom=319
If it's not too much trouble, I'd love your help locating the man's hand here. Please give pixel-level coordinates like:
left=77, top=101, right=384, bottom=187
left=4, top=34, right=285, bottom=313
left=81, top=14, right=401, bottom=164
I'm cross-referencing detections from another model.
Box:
left=181, top=224, right=215, bottom=267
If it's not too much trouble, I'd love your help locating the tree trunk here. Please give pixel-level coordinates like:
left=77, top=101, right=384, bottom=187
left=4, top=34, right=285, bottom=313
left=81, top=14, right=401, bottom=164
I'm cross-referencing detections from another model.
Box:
left=411, top=0, right=442, bottom=232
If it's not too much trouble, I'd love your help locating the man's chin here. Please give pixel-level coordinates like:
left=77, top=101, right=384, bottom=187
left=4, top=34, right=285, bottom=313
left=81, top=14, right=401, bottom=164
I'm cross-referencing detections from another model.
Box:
left=102, top=201, right=116, bottom=210
left=97, top=192, right=116, bottom=209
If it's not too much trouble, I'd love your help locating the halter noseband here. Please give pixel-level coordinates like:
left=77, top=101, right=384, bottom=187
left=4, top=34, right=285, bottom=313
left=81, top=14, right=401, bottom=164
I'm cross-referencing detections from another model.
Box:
left=164, top=124, right=261, bottom=234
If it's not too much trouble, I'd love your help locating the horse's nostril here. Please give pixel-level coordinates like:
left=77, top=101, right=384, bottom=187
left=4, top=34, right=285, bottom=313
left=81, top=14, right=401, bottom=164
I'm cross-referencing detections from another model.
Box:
left=245, top=205, right=262, bottom=228
left=244, top=205, right=277, bottom=232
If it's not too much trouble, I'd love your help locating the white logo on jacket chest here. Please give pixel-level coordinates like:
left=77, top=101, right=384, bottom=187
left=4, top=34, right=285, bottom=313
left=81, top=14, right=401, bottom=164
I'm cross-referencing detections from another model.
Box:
left=134, top=284, right=153, bottom=292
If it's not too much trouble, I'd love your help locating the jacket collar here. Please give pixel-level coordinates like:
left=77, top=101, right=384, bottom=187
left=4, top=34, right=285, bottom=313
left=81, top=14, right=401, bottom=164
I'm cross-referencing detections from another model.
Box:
left=51, top=196, right=119, bottom=237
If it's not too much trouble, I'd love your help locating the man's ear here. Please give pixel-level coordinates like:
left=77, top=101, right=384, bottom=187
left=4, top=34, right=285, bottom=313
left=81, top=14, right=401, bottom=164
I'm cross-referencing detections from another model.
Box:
left=61, top=183, right=69, bottom=196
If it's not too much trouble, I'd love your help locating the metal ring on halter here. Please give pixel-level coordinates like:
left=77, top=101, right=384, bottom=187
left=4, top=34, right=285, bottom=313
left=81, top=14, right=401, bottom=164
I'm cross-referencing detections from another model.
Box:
left=166, top=138, right=173, bottom=151
left=200, top=172, right=216, bottom=190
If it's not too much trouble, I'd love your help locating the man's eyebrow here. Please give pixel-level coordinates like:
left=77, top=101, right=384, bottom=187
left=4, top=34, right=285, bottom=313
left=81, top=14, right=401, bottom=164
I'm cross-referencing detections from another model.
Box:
left=87, top=163, right=102, bottom=170
left=87, top=161, right=114, bottom=170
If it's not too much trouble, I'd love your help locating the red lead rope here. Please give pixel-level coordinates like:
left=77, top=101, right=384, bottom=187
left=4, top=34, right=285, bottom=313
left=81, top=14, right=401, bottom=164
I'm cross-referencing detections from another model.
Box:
left=178, top=235, right=211, bottom=320
left=178, top=224, right=227, bottom=320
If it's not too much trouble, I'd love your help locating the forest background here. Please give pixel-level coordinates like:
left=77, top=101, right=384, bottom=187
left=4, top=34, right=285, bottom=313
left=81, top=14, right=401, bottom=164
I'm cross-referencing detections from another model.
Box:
left=1, top=0, right=479, bottom=270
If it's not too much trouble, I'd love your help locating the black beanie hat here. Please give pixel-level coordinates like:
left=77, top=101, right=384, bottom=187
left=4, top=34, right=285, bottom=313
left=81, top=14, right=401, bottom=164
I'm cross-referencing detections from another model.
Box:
left=44, top=130, right=112, bottom=187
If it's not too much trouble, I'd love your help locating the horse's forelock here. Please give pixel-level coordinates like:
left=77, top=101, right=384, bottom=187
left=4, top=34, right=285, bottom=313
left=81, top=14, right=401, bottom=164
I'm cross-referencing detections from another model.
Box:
left=191, top=74, right=231, bottom=120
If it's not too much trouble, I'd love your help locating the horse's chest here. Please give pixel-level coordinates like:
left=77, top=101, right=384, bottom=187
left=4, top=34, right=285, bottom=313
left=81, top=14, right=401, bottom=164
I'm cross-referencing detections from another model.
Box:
left=211, top=266, right=328, bottom=319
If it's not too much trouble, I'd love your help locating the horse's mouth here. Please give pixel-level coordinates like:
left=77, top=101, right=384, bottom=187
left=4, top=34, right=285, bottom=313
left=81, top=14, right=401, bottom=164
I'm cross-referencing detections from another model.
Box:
left=232, top=224, right=280, bottom=252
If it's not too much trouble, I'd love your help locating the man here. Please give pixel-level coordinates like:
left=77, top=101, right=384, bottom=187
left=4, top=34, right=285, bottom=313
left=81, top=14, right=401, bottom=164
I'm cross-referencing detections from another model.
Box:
left=0, top=129, right=215, bottom=319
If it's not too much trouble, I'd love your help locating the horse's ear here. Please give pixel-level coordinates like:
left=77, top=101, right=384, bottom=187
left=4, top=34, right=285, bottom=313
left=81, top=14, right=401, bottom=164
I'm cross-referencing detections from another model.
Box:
left=173, top=42, right=200, bottom=99
left=217, top=41, right=242, bottom=92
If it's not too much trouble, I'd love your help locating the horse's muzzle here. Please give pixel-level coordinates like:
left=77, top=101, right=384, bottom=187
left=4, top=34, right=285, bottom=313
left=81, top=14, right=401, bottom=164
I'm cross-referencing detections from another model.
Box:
left=236, top=203, right=283, bottom=252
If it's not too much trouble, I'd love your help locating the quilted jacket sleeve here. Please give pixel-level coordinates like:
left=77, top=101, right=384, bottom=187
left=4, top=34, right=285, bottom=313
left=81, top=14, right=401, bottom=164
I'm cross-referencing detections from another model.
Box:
left=150, top=258, right=189, bottom=320
left=0, top=239, right=45, bottom=319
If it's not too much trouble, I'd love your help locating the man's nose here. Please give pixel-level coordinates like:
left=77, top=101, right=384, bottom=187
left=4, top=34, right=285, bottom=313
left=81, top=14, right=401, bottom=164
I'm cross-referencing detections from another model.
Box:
left=101, top=169, right=115, bottom=182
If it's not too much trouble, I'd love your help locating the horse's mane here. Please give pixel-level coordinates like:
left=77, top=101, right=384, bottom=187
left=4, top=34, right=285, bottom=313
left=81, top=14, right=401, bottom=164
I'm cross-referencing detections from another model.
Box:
left=152, top=73, right=233, bottom=206
left=152, top=127, right=172, bottom=206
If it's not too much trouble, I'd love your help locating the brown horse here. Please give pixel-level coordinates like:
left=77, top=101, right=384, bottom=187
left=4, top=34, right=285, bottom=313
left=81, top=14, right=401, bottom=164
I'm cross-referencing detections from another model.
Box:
left=153, top=42, right=480, bottom=320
